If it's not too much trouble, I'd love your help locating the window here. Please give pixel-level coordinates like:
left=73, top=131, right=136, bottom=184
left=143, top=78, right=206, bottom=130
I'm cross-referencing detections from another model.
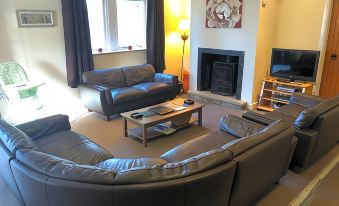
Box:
left=86, top=0, right=146, bottom=52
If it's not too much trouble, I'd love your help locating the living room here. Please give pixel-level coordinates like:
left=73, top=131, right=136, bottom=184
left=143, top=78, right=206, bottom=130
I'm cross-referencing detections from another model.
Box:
left=0, top=0, right=338, bottom=206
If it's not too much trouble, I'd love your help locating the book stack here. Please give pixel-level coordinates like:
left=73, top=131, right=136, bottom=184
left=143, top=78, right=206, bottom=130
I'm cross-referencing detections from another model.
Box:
left=154, top=124, right=176, bottom=135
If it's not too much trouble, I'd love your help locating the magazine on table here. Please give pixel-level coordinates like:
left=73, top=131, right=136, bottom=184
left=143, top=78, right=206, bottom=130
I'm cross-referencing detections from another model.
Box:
left=153, top=123, right=176, bottom=135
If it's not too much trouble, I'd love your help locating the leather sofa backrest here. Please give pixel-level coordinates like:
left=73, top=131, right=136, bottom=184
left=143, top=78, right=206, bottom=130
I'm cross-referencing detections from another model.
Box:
left=0, top=118, right=37, bottom=155
left=16, top=114, right=71, bottom=140
left=113, top=149, right=233, bottom=184
left=16, top=149, right=116, bottom=185
left=122, top=64, right=155, bottom=86
left=82, top=68, right=127, bottom=89
left=294, top=95, right=339, bottom=129
left=223, top=119, right=289, bottom=157
left=290, top=92, right=324, bottom=108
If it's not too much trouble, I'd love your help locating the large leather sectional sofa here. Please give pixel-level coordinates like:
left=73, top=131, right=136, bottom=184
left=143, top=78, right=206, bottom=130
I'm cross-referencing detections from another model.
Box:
left=0, top=114, right=296, bottom=206
left=244, top=93, right=339, bottom=172
left=79, top=64, right=178, bottom=120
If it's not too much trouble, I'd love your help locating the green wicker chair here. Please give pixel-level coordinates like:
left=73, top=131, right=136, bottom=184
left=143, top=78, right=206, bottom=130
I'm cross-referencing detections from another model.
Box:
left=0, top=61, right=43, bottom=104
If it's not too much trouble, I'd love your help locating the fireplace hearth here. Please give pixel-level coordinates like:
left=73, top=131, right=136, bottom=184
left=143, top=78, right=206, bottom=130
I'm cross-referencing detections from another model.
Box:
left=197, top=48, right=244, bottom=100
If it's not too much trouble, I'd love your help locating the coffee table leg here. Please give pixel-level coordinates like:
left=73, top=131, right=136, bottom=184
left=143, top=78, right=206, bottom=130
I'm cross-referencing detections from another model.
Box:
left=198, top=108, right=203, bottom=126
left=123, top=117, right=128, bottom=137
left=142, top=126, right=147, bottom=147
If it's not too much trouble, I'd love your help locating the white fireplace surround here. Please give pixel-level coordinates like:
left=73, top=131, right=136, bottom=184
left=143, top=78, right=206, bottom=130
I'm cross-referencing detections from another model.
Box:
left=189, top=0, right=260, bottom=104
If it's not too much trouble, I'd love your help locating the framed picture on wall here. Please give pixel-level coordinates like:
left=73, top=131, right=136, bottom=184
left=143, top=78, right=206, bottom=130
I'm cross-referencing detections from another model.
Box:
left=16, top=10, right=56, bottom=27
left=206, top=0, right=243, bottom=28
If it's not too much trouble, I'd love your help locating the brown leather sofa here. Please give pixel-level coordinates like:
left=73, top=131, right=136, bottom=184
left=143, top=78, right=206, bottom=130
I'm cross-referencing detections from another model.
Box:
left=243, top=93, right=339, bottom=172
left=0, top=114, right=295, bottom=206
left=79, top=64, right=178, bottom=120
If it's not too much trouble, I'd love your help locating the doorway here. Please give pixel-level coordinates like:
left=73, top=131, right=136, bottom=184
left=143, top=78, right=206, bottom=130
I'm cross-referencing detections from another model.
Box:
left=320, top=0, right=339, bottom=98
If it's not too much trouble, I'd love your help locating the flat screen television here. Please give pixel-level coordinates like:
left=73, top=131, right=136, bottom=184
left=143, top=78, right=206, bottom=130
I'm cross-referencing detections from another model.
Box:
left=270, top=48, right=320, bottom=82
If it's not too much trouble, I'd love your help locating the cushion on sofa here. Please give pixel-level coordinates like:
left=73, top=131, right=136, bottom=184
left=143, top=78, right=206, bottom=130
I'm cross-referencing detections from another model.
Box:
left=294, top=95, right=339, bottom=129
left=132, top=82, right=173, bottom=97
left=16, top=149, right=116, bottom=185
left=82, top=68, right=127, bottom=89
left=35, top=130, right=113, bottom=165
left=290, top=92, right=324, bottom=108
left=0, top=119, right=37, bottom=155
left=223, top=120, right=289, bottom=157
left=161, top=131, right=237, bottom=163
left=95, top=158, right=168, bottom=171
left=219, top=115, right=265, bottom=138
left=123, top=64, right=155, bottom=86
left=113, top=149, right=233, bottom=184
left=16, top=115, right=71, bottom=140
left=110, top=87, right=146, bottom=105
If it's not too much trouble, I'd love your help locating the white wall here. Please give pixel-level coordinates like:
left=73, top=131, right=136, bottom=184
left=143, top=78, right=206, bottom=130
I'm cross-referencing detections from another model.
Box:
left=0, top=0, right=84, bottom=119
left=252, top=1, right=279, bottom=103
left=273, top=0, right=333, bottom=95
left=190, top=0, right=260, bottom=103
left=93, top=50, right=146, bottom=69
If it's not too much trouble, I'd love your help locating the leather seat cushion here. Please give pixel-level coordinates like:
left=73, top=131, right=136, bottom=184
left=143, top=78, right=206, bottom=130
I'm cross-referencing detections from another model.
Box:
left=110, top=87, right=146, bottom=104
left=219, top=115, right=265, bottom=138
left=160, top=131, right=237, bottom=163
left=132, top=82, right=173, bottom=97
left=34, top=131, right=113, bottom=165
left=95, top=158, right=167, bottom=172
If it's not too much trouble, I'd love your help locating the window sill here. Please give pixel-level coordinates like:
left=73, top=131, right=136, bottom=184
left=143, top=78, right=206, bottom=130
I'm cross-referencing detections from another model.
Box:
left=92, top=47, right=146, bottom=55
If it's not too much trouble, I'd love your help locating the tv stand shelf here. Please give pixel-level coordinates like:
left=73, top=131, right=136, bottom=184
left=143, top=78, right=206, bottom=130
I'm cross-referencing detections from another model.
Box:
left=257, top=77, right=314, bottom=112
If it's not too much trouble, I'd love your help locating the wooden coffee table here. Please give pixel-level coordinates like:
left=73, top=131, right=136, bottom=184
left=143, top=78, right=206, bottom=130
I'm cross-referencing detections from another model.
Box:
left=121, top=98, right=205, bottom=147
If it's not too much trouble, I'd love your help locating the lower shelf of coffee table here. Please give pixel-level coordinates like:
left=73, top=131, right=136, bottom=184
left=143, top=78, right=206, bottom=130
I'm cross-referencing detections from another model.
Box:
left=128, top=117, right=198, bottom=140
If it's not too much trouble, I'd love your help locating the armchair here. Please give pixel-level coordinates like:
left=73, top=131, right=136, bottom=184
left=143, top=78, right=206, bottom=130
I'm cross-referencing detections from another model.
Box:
left=0, top=62, right=44, bottom=108
left=243, top=93, right=339, bottom=172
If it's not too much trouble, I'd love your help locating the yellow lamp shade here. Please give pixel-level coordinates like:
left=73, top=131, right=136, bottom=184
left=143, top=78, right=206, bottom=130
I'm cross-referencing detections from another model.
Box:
left=178, top=19, right=190, bottom=32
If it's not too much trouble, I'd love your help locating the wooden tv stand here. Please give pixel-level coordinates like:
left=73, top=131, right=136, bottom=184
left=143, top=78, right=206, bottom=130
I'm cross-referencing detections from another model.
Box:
left=256, top=77, right=314, bottom=112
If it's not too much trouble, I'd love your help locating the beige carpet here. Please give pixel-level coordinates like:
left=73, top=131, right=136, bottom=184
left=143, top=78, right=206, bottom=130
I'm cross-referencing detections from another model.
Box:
left=71, top=101, right=244, bottom=157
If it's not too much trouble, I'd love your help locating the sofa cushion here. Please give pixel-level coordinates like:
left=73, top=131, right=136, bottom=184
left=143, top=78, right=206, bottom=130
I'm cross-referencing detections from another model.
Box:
left=122, top=64, right=155, bottom=86
left=219, top=115, right=265, bottom=138
left=294, top=95, right=339, bottom=129
left=113, top=149, right=233, bottom=184
left=16, top=149, right=115, bottom=185
left=34, top=130, right=113, bottom=165
left=161, top=131, right=236, bottom=163
left=16, top=115, right=71, bottom=140
left=0, top=118, right=37, bottom=155
left=82, top=68, right=127, bottom=89
left=132, top=82, right=173, bottom=97
left=110, top=87, right=146, bottom=105
left=95, top=158, right=167, bottom=171
left=290, top=93, right=324, bottom=108
left=223, top=120, right=289, bottom=157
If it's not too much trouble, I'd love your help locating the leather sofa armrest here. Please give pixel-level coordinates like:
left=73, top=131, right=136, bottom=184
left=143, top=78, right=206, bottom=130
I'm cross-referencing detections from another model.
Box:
left=16, top=115, right=71, bottom=140
left=292, top=128, right=318, bottom=172
left=79, top=83, right=112, bottom=110
left=242, top=110, right=275, bottom=126
left=153, top=73, right=178, bottom=85
left=290, top=92, right=324, bottom=108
